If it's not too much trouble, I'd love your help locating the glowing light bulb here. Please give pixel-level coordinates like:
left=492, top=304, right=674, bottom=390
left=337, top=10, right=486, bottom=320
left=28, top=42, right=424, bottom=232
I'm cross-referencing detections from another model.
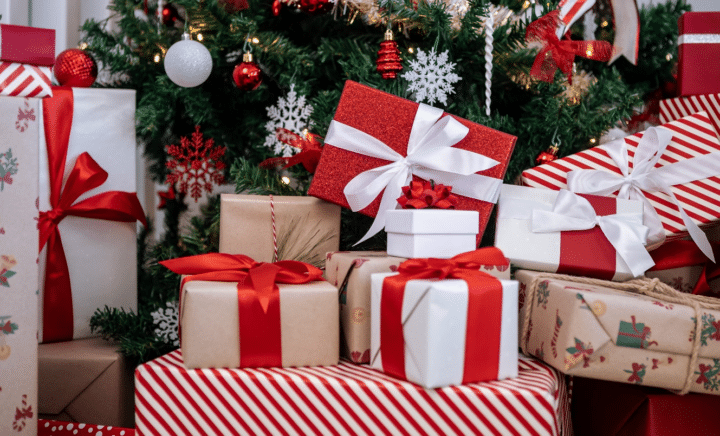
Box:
left=281, top=176, right=291, bottom=185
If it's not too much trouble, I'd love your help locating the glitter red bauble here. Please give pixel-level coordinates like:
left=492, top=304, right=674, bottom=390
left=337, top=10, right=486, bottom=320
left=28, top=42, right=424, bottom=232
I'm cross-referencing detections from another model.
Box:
left=233, top=54, right=262, bottom=91
left=53, top=49, right=98, bottom=87
left=298, top=0, right=332, bottom=14
left=535, top=144, right=560, bottom=165
left=376, top=36, right=402, bottom=80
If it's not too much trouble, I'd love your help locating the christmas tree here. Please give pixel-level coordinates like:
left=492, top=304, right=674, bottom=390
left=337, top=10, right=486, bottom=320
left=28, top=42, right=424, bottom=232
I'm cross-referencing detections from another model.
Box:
left=81, top=0, right=690, bottom=361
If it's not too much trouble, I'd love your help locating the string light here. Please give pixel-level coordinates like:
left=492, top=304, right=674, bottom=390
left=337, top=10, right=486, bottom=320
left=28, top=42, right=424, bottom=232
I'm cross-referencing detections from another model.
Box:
left=666, top=53, right=673, bottom=61
left=252, top=37, right=260, bottom=44
left=408, top=47, right=414, bottom=53
left=154, top=53, right=161, bottom=63
left=589, top=138, right=597, bottom=144
left=601, top=20, right=609, bottom=27
left=197, top=33, right=204, bottom=41
left=79, top=42, right=88, bottom=50
left=281, top=176, right=291, bottom=184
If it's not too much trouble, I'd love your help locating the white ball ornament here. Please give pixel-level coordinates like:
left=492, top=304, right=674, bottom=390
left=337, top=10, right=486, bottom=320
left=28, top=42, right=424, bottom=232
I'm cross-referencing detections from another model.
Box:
left=163, top=33, right=212, bottom=87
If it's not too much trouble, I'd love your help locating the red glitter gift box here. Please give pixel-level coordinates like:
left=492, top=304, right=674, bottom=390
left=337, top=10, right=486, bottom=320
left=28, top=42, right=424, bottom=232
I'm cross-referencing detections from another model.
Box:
left=308, top=81, right=516, bottom=242
left=677, top=12, right=720, bottom=97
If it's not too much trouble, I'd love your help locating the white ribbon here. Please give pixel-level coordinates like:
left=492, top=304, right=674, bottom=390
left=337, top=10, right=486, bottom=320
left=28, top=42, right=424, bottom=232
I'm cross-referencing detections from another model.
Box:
left=567, top=126, right=720, bottom=262
left=678, top=34, right=720, bottom=45
left=325, top=103, right=501, bottom=244
left=530, top=190, right=654, bottom=277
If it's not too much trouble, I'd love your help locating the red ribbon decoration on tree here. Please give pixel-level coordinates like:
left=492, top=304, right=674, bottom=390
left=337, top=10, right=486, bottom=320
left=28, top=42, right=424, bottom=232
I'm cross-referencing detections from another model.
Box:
left=38, top=87, right=147, bottom=343
left=649, top=240, right=720, bottom=296
left=379, top=247, right=508, bottom=384
left=526, top=10, right=613, bottom=84
left=160, top=253, right=324, bottom=367
left=259, top=128, right=323, bottom=174
left=396, top=180, right=459, bottom=209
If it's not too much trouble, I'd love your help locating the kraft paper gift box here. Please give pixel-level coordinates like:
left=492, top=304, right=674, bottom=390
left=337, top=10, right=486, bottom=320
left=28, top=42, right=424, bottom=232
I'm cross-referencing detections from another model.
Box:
left=516, top=269, right=720, bottom=395
left=308, top=80, right=516, bottom=244
left=677, top=12, right=720, bottom=97
left=38, top=338, right=135, bottom=429
left=136, top=350, right=571, bottom=436
left=219, top=194, right=340, bottom=268
left=571, top=377, right=720, bottom=436
left=385, top=209, right=479, bottom=258
left=521, top=112, right=720, bottom=262
left=162, top=253, right=338, bottom=369
left=370, top=250, right=518, bottom=389
left=38, top=87, right=145, bottom=343
left=496, top=185, right=654, bottom=281
left=645, top=239, right=720, bottom=296
left=0, top=96, right=40, bottom=435
left=0, top=24, right=55, bottom=98
left=660, top=94, right=720, bottom=141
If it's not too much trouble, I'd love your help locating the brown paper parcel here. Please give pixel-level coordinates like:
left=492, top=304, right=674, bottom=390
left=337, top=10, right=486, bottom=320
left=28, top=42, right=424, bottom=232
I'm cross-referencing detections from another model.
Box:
left=180, top=279, right=339, bottom=369
left=516, top=269, right=720, bottom=395
left=38, top=337, right=135, bottom=428
left=219, top=194, right=340, bottom=267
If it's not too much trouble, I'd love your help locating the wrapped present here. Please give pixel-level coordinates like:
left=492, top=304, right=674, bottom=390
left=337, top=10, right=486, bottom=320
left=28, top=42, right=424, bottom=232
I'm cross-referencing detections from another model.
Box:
left=308, top=80, right=516, bottom=244
left=571, top=377, right=720, bottom=436
left=0, top=96, right=40, bottom=435
left=219, top=194, right=340, bottom=268
left=324, top=251, right=406, bottom=363
left=370, top=249, right=517, bottom=388
left=496, top=185, right=654, bottom=281
left=660, top=94, right=720, bottom=141
left=39, top=420, right=135, bottom=436
left=38, top=338, right=135, bottom=428
left=677, top=12, right=720, bottom=97
left=136, top=349, right=571, bottom=436
left=646, top=239, right=720, bottom=296
left=517, top=269, right=720, bottom=395
left=386, top=209, right=478, bottom=258
left=0, top=24, right=55, bottom=98
left=38, top=87, right=146, bottom=343
left=161, top=253, right=338, bottom=369
left=521, top=112, right=720, bottom=262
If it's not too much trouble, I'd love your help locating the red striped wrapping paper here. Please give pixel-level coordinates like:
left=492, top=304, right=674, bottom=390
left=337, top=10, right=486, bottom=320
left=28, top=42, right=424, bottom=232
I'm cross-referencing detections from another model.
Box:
left=135, top=350, right=571, bottom=436
left=0, top=25, right=55, bottom=98
left=521, top=112, right=720, bottom=242
left=660, top=94, right=720, bottom=141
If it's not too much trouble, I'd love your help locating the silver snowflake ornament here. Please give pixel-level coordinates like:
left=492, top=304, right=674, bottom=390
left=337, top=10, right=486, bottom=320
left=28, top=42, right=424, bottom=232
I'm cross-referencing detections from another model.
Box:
left=264, top=84, right=313, bottom=157
left=402, top=48, right=461, bottom=106
left=151, top=301, right=179, bottom=346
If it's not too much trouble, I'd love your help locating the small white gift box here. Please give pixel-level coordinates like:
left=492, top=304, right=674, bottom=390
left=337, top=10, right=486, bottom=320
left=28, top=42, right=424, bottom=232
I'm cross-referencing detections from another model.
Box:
left=385, top=209, right=478, bottom=259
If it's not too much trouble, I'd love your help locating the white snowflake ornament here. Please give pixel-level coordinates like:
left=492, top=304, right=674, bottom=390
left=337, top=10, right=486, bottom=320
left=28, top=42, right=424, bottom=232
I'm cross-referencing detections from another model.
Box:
left=402, top=48, right=461, bottom=106
left=264, top=84, right=313, bottom=157
left=151, top=301, right=179, bottom=346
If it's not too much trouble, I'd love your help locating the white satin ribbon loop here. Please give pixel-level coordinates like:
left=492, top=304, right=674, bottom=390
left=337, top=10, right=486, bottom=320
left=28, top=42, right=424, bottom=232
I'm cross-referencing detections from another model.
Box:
left=325, top=103, right=501, bottom=244
left=567, top=126, right=720, bottom=262
left=531, top=190, right=654, bottom=277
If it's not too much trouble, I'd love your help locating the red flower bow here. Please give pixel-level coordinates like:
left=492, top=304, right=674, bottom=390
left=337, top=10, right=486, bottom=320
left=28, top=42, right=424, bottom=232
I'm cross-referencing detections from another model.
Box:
left=260, top=128, right=323, bottom=174
left=396, top=180, right=458, bottom=209
left=526, top=11, right=613, bottom=84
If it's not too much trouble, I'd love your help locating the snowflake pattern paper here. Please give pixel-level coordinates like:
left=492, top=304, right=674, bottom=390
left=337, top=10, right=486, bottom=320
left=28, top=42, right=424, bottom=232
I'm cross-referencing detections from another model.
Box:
left=402, top=48, right=461, bottom=105
left=165, top=126, right=226, bottom=202
left=151, top=301, right=179, bottom=346
left=264, top=84, right=313, bottom=157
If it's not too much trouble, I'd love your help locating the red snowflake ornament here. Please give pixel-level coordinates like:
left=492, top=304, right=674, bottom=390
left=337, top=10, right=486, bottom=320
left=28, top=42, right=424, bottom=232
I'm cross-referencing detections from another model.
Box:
left=165, top=126, right=226, bottom=202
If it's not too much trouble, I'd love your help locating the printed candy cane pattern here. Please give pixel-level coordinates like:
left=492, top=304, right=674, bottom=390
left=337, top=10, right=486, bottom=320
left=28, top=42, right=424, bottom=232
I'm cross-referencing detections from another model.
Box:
left=12, top=394, right=33, bottom=432
left=14, top=100, right=36, bottom=133
left=551, top=310, right=562, bottom=358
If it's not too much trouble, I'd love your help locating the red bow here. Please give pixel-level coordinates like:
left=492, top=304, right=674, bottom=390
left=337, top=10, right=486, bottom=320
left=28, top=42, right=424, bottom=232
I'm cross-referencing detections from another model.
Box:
left=14, top=406, right=32, bottom=422
left=627, top=363, right=645, bottom=383
left=526, top=11, right=613, bottom=84
left=697, top=363, right=712, bottom=384
left=161, top=253, right=323, bottom=367
left=396, top=180, right=458, bottom=209
left=259, top=128, right=323, bottom=173
left=16, top=107, right=35, bottom=121
left=649, top=240, right=720, bottom=296
left=39, top=88, right=147, bottom=343
left=380, top=248, right=509, bottom=384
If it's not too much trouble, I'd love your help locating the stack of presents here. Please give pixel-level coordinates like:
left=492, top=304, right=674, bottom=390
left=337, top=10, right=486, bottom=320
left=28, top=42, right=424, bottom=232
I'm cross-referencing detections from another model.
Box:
left=5, top=11, right=720, bottom=436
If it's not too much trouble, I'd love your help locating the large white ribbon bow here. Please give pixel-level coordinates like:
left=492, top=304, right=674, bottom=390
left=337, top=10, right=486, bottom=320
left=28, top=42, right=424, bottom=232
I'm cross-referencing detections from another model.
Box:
left=532, top=190, right=654, bottom=277
left=567, top=126, right=720, bottom=263
left=324, top=103, right=502, bottom=244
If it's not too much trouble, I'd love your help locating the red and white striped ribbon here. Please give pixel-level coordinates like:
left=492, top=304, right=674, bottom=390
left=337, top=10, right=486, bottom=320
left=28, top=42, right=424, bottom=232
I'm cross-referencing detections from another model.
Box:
left=135, top=350, right=571, bottom=436
left=522, top=112, right=720, bottom=240
left=0, top=62, right=52, bottom=98
left=660, top=94, right=720, bottom=142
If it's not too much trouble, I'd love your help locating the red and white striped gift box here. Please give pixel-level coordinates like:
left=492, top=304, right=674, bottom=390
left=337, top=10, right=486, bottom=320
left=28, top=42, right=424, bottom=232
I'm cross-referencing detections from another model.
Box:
left=0, top=62, right=53, bottom=97
left=521, top=112, right=720, bottom=242
left=660, top=94, right=720, bottom=142
left=135, top=350, right=571, bottom=436
left=0, top=24, right=55, bottom=98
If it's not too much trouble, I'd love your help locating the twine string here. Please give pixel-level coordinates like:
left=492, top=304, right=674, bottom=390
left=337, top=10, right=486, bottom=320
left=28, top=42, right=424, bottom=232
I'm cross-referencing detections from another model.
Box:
left=269, top=194, right=278, bottom=262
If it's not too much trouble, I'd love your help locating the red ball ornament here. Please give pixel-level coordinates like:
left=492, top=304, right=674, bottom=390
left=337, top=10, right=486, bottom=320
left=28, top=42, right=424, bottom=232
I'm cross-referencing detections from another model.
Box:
left=272, top=0, right=282, bottom=16
left=535, top=144, right=560, bottom=165
left=54, top=49, right=98, bottom=87
left=233, top=53, right=262, bottom=91
left=162, top=3, right=180, bottom=27
left=298, top=0, right=332, bottom=14
left=376, top=30, right=402, bottom=80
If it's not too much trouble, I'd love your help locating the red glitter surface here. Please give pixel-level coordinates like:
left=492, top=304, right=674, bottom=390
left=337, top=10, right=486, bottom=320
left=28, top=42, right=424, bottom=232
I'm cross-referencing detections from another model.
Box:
left=308, top=80, right=517, bottom=240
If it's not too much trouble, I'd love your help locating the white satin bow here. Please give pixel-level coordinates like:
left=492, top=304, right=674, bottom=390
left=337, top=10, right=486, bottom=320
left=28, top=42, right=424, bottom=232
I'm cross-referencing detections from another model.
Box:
left=531, top=190, right=654, bottom=277
left=324, top=103, right=501, bottom=244
left=567, top=126, right=720, bottom=263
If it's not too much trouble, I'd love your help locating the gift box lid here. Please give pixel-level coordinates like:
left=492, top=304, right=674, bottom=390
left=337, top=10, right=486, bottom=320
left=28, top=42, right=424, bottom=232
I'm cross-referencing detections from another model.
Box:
left=0, top=24, right=55, bottom=66
left=385, top=209, right=479, bottom=234
left=678, top=12, right=720, bottom=38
